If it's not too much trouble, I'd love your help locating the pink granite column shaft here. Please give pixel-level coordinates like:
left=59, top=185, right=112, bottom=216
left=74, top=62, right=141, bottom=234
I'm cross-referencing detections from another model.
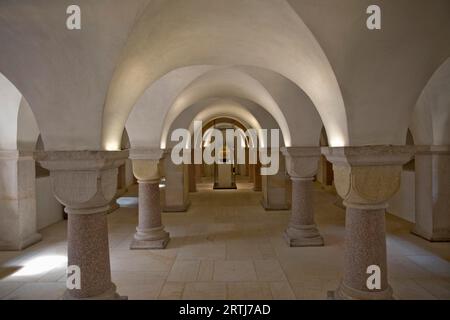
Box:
left=284, top=177, right=323, bottom=247
left=335, top=206, right=392, bottom=299
left=130, top=180, right=169, bottom=249
left=138, top=181, right=161, bottom=230
left=290, top=178, right=314, bottom=225
left=65, top=208, right=117, bottom=299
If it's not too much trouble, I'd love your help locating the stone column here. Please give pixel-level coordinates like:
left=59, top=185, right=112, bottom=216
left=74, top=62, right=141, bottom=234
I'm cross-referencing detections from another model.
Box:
left=261, top=152, right=289, bottom=210
left=412, top=145, right=450, bottom=241
left=281, top=147, right=323, bottom=247
left=161, top=149, right=190, bottom=212
left=253, top=161, right=262, bottom=191
left=323, top=146, right=413, bottom=300
left=0, top=150, right=42, bottom=250
left=38, top=150, right=127, bottom=299
left=248, top=164, right=254, bottom=182
left=195, top=164, right=203, bottom=179
left=188, top=164, right=197, bottom=192
left=188, top=151, right=197, bottom=192
left=130, top=149, right=169, bottom=249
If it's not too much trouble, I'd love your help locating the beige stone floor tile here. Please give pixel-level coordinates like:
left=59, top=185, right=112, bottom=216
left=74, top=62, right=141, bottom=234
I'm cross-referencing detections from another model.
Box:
left=387, top=236, right=435, bottom=257
left=112, top=270, right=168, bottom=285
left=388, top=255, right=437, bottom=279
left=183, top=282, right=227, bottom=300
left=198, top=260, right=214, bottom=281
left=277, top=248, right=343, bottom=282
left=411, top=276, right=450, bottom=300
left=258, top=243, right=277, bottom=259
left=253, top=259, right=287, bottom=281
left=227, top=282, right=272, bottom=300
left=4, top=282, right=66, bottom=300
left=158, top=282, right=185, bottom=300
left=167, top=260, right=201, bottom=282
left=111, top=252, right=175, bottom=273
left=290, top=276, right=339, bottom=300
left=226, top=242, right=263, bottom=260
left=0, top=281, right=23, bottom=299
left=177, top=243, right=226, bottom=260
left=291, top=286, right=326, bottom=300
left=38, top=266, right=66, bottom=282
left=390, top=278, right=437, bottom=300
left=406, top=255, right=450, bottom=278
left=116, top=281, right=165, bottom=300
left=269, top=282, right=295, bottom=300
left=213, top=260, right=257, bottom=282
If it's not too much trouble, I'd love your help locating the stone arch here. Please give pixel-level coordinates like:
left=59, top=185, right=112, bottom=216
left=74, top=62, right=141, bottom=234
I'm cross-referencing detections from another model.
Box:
left=0, top=72, right=39, bottom=151
left=159, top=68, right=292, bottom=148
left=410, top=57, right=450, bottom=146
left=126, top=66, right=320, bottom=150
left=103, top=0, right=348, bottom=150
left=0, top=72, right=44, bottom=250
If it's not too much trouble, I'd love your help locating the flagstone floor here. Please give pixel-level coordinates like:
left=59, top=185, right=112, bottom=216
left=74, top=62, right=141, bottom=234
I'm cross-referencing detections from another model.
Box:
left=0, top=177, right=449, bottom=300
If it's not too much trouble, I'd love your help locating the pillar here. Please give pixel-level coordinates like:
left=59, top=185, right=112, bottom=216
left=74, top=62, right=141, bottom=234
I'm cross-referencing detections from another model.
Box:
left=412, top=145, right=450, bottom=241
left=188, top=151, right=197, bottom=192
left=323, top=145, right=414, bottom=300
left=281, top=147, right=323, bottom=247
left=38, top=150, right=127, bottom=299
left=249, top=164, right=254, bottom=182
left=161, top=149, right=190, bottom=212
left=130, top=149, right=169, bottom=249
left=253, top=161, right=262, bottom=191
left=0, top=150, right=42, bottom=250
left=188, top=164, right=197, bottom=192
left=261, top=152, right=289, bottom=210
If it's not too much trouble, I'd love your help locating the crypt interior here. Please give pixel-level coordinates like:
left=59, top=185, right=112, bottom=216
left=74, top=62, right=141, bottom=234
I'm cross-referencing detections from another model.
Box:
left=0, top=0, right=449, bottom=300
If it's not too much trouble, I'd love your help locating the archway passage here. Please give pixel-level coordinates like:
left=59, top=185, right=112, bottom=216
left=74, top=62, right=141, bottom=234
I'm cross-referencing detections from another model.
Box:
left=191, top=118, right=255, bottom=192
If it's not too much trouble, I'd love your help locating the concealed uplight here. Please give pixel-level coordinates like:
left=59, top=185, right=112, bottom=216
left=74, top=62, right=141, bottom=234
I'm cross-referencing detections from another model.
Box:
left=329, top=136, right=345, bottom=147
left=11, top=255, right=67, bottom=277
left=105, top=141, right=120, bottom=151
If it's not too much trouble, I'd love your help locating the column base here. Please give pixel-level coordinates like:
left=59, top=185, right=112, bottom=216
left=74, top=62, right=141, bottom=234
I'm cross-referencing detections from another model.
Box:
left=283, top=225, right=324, bottom=247
left=163, top=200, right=191, bottom=212
left=214, top=182, right=237, bottom=189
left=0, top=232, right=42, bottom=251
left=329, top=282, right=394, bottom=300
left=411, top=226, right=450, bottom=242
left=260, top=199, right=289, bottom=211
left=130, top=226, right=170, bottom=249
left=62, top=283, right=127, bottom=300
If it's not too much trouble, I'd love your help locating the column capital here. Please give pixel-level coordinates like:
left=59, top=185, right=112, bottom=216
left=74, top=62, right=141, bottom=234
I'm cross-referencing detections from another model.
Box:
left=129, top=148, right=164, bottom=160
left=36, top=150, right=128, bottom=213
left=322, top=146, right=414, bottom=209
left=129, top=148, right=164, bottom=182
left=281, top=147, right=320, bottom=179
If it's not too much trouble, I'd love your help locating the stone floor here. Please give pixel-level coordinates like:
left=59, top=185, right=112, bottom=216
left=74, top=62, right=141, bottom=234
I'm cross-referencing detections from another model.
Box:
left=0, top=177, right=449, bottom=300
